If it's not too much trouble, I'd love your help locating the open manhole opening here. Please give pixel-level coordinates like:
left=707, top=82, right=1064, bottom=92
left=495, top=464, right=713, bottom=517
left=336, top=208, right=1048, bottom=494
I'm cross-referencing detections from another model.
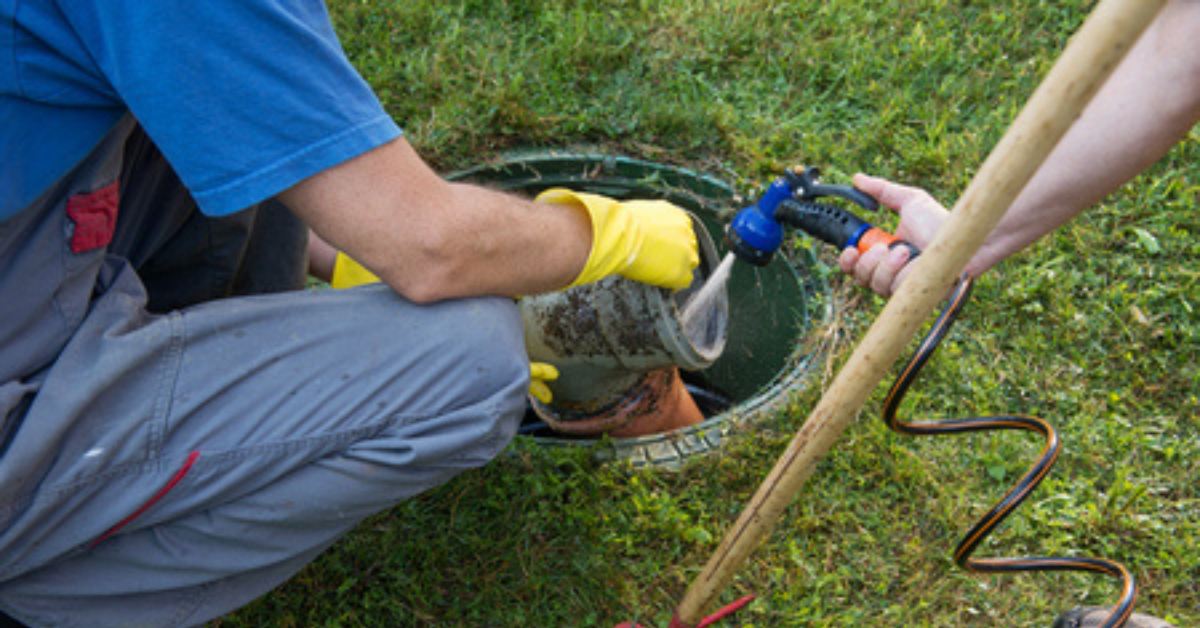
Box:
left=449, top=152, right=838, bottom=469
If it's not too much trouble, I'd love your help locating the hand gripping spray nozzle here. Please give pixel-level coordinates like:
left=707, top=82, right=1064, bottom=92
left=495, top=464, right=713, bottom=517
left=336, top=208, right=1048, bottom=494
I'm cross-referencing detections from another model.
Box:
left=724, top=166, right=920, bottom=265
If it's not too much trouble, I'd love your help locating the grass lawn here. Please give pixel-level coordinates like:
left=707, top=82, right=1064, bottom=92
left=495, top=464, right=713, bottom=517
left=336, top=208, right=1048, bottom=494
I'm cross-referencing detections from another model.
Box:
left=214, top=1, right=1197, bottom=626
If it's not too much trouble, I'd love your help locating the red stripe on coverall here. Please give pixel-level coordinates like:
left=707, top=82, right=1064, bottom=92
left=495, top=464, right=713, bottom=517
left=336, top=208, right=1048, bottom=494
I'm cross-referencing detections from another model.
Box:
left=91, top=451, right=201, bottom=547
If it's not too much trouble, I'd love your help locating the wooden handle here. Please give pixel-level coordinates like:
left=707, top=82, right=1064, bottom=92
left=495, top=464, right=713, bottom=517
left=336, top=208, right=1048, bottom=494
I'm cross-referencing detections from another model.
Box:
left=676, top=0, right=1169, bottom=622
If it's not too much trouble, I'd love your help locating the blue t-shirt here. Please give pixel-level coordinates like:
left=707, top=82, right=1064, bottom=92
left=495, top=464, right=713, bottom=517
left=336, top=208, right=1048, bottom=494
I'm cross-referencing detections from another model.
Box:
left=1, top=0, right=402, bottom=221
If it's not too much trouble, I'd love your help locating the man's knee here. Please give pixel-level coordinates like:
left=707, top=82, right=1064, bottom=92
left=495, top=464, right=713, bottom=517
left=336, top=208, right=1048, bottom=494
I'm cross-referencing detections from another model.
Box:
left=364, top=292, right=529, bottom=464
left=426, top=295, right=529, bottom=448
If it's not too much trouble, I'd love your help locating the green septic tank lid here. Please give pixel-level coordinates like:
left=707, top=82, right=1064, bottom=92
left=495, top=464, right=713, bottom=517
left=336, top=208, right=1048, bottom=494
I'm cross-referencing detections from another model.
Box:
left=448, top=151, right=836, bottom=470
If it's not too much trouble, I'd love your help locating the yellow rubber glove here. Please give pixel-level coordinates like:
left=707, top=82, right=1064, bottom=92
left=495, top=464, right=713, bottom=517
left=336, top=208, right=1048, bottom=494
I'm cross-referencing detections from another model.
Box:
left=537, top=189, right=700, bottom=290
left=528, top=362, right=559, bottom=404
left=329, top=252, right=560, bottom=404
left=331, top=253, right=380, bottom=289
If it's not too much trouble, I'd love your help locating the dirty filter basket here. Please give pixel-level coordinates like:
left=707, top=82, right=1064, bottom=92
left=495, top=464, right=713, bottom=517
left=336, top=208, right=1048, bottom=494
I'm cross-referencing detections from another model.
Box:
left=519, top=213, right=726, bottom=408
left=448, top=152, right=835, bottom=468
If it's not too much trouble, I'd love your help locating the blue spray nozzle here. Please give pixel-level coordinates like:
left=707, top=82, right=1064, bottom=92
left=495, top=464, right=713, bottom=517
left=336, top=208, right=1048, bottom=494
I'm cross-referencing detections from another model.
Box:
left=726, top=168, right=885, bottom=266
left=724, top=178, right=793, bottom=266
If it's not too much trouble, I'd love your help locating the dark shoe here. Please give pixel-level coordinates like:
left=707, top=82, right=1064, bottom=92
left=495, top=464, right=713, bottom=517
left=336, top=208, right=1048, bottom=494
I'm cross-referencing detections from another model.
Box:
left=0, top=611, right=28, bottom=628
left=1053, top=606, right=1176, bottom=628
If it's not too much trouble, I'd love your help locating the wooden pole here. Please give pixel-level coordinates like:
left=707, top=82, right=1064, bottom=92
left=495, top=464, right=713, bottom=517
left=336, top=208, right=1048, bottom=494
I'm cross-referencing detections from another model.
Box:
left=675, top=0, right=1169, bottom=623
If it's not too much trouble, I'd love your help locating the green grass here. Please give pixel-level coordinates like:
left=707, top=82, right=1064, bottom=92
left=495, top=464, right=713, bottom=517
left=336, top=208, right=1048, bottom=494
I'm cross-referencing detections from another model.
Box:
left=214, top=1, right=1197, bottom=626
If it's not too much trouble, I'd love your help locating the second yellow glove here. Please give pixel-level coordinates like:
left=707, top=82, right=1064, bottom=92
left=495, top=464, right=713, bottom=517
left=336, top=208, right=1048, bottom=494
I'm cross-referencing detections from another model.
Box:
left=331, top=253, right=381, bottom=289
left=528, top=362, right=559, bottom=404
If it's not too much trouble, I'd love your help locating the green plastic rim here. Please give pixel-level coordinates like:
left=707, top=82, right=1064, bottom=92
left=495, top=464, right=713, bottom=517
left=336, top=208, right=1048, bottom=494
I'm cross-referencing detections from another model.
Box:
left=449, top=151, right=836, bottom=469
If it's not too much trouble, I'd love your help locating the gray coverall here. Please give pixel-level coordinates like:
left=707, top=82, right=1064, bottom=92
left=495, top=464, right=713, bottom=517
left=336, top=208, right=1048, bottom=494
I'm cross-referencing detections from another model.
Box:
left=0, top=117, right=529, bottom=628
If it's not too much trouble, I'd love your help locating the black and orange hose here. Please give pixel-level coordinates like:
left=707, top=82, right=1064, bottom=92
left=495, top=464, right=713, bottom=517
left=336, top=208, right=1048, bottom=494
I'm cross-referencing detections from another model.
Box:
left=884, top=274, right=1137, bottom=628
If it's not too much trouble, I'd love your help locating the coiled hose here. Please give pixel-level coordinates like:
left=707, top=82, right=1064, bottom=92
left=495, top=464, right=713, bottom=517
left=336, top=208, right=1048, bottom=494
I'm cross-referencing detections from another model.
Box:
left=884, top=274, right=1136, bottom=628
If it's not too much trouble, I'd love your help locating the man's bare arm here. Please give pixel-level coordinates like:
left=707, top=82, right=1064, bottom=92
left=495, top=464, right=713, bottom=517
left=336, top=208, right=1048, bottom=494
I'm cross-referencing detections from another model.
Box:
left=281, top=137, right=591, bottom=303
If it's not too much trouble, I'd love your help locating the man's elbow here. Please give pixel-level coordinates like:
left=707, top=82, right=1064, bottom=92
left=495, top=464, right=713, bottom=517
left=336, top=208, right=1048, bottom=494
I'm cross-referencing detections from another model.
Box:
left=392, top=276, right=458, bottom=304
left=379, top=235, right=477, bottom=304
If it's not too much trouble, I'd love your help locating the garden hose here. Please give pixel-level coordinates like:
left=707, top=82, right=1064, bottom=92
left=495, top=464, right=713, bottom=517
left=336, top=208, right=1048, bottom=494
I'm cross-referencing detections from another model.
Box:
left=885, top=273, right=1137, bottom=628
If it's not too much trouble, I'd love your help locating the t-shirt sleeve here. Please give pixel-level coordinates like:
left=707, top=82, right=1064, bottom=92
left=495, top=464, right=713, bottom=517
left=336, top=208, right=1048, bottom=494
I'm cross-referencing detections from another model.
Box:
left=61, top=0, right=402, bottom=216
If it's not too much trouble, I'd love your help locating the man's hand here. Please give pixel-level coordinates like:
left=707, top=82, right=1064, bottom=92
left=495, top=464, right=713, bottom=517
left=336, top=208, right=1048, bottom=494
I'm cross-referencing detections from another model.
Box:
left=537, top=189, right=700, bottom=291
left=838, top=174, right=950, bottom=297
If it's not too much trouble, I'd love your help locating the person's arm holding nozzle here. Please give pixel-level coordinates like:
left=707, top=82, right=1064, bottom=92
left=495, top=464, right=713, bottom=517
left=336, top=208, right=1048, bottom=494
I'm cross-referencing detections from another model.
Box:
left=841, top=0, right=1200, bottom=297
